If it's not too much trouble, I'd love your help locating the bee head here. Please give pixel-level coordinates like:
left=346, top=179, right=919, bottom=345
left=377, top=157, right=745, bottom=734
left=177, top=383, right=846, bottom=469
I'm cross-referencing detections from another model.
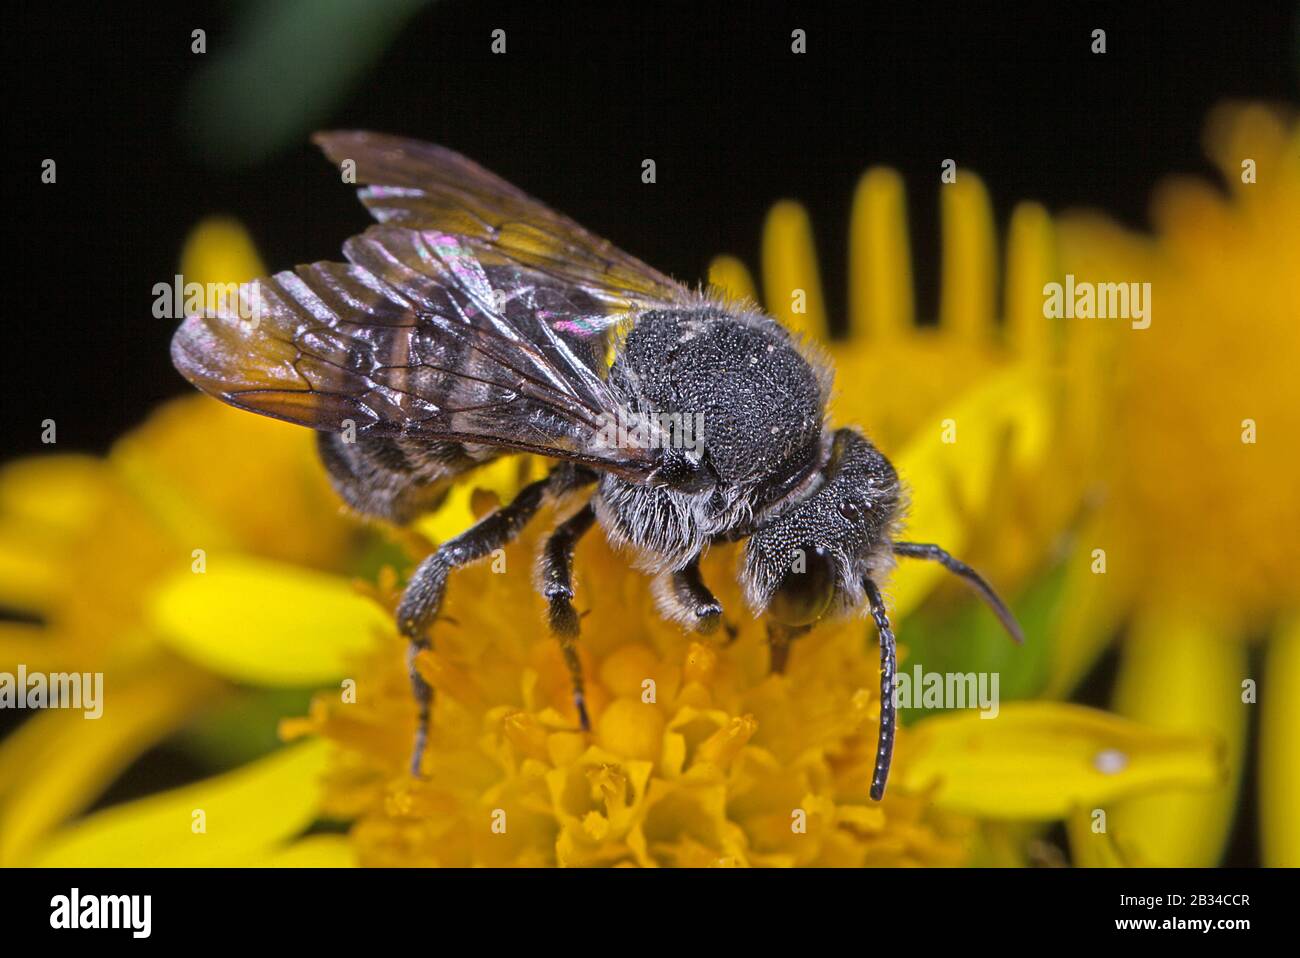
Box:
left=743, top=428, right=901, bottom=623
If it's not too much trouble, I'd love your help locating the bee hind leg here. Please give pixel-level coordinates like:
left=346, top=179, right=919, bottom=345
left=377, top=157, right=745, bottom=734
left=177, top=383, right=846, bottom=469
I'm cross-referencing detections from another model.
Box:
left=397, top=472, right=557, bottom=777
left=536, top=501, right=598, bottom=731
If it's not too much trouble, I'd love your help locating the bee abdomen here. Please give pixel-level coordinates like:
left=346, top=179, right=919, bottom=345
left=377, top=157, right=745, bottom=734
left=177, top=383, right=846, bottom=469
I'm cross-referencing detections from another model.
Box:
left=315, top=431, right=492, bottom=524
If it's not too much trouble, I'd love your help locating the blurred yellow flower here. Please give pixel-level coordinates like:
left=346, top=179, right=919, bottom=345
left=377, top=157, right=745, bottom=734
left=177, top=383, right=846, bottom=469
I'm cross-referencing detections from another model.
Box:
left=1057, top=103, right=1300, bottom=625
left=1051, top=103, right=1300, bottom=866
left=0, top=219, right=357, bottom=866
left=0, top=394, right=359, bottom=865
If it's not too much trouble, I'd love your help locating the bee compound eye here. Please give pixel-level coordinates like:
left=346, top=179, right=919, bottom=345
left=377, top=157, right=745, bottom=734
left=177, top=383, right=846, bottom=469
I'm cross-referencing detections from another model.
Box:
left=768, top=546, right=837, bottom=627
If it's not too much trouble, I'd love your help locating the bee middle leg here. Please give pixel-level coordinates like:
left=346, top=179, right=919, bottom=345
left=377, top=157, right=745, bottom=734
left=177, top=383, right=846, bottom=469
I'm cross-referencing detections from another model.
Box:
left=536, top=501, right=598, bottom=730
left=397, top=467, right=587, bottom=776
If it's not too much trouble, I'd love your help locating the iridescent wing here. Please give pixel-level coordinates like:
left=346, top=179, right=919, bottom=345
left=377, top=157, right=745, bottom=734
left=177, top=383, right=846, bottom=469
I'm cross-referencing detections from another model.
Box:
left=312, top=130, right=691, bottom=329
left=171, top=134, right=700, bottom=478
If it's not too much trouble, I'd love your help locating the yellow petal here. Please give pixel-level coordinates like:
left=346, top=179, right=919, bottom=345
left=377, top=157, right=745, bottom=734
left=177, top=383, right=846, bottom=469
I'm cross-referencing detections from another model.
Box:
left=1055, top=214, right=1127, bottom=481
left=1108, top=606, right=1247, bottom=866
left=251, top=834, right=357, bottom=867
left=900, top=702, right=1224, bottom=820
left=0, top=455, right=109, bottom=613
left=0, top=454, right=107, bottom=533
left=1066, top=806, right=1142, bottom=867
left=1261, top=615, right=1300, bottom=866
left=1043, top=524, right=1135, bottom=698
left=179, top=216, right=266, bottom=287
left=707, top=254, right=758, bottom=304
left=148, top=556, right=387, bottom=685
left=412, top=455, right=539, bottom=545
left=890, top=362, right=1051, bottom=617
left=0, top=659, right=221, bottom=865
left=1202, top=102, right=1291, bottom=202
left=939, top=172, right=997, bottom=343
left=762, top=200, right=829, bottom=341
left=29, top=740, right=331, bottom=867
left=111, top=395, right=354, bottom=569
left=848, top=167, right=915, bottom=339
left=0, top=622, right=69, bottom=673
left=1003, top=201, right=1057, bottom=361
left=0, top=530, right=59, bottom=614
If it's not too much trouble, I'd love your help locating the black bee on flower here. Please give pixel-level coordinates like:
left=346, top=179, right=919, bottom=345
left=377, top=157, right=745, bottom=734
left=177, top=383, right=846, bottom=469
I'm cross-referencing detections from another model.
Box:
left=172, top=133, right=1022, bottom=800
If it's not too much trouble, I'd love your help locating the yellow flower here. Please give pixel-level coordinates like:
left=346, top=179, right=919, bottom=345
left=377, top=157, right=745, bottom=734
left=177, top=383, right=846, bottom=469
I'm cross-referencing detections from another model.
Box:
left=1, top=172, right=1226, bottom=867
left=1050, top=103, right=1300, bottom=865
left=272, top=521, right=1218, bottom=867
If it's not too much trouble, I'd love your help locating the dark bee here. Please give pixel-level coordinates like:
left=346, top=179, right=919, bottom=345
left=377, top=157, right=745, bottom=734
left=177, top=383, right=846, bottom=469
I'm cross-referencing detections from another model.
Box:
left=171, top=133, right=1022, bottom=800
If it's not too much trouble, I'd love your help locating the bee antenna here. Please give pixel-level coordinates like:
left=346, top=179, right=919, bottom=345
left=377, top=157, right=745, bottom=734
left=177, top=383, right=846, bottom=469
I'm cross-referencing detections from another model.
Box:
left=891, top=541, right=1024, bottom=645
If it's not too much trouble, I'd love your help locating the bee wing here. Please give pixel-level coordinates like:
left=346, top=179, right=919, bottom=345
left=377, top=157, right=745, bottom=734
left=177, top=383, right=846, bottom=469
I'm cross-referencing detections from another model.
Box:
left=170, top=228, right=663, bottom=479
left=312, top=131, right=696, bottom=332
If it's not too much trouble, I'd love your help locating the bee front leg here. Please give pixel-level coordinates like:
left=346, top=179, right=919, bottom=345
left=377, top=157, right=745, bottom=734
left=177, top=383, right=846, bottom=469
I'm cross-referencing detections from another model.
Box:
left=862, top=577, right=897, bottom=801
left=397, top=473, right=554, bottom=777
left=670, top=553, right=722, bottom=634
left=765, top=620, right=810, bottom=674
left=536, top=501, right=598, bottom=731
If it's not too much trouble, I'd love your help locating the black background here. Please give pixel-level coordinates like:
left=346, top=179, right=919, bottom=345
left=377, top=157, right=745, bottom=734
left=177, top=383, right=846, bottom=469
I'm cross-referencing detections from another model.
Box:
left=4, top=0, right=1297, bottom=457
left=4, top=865, right=1283, bottom=941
